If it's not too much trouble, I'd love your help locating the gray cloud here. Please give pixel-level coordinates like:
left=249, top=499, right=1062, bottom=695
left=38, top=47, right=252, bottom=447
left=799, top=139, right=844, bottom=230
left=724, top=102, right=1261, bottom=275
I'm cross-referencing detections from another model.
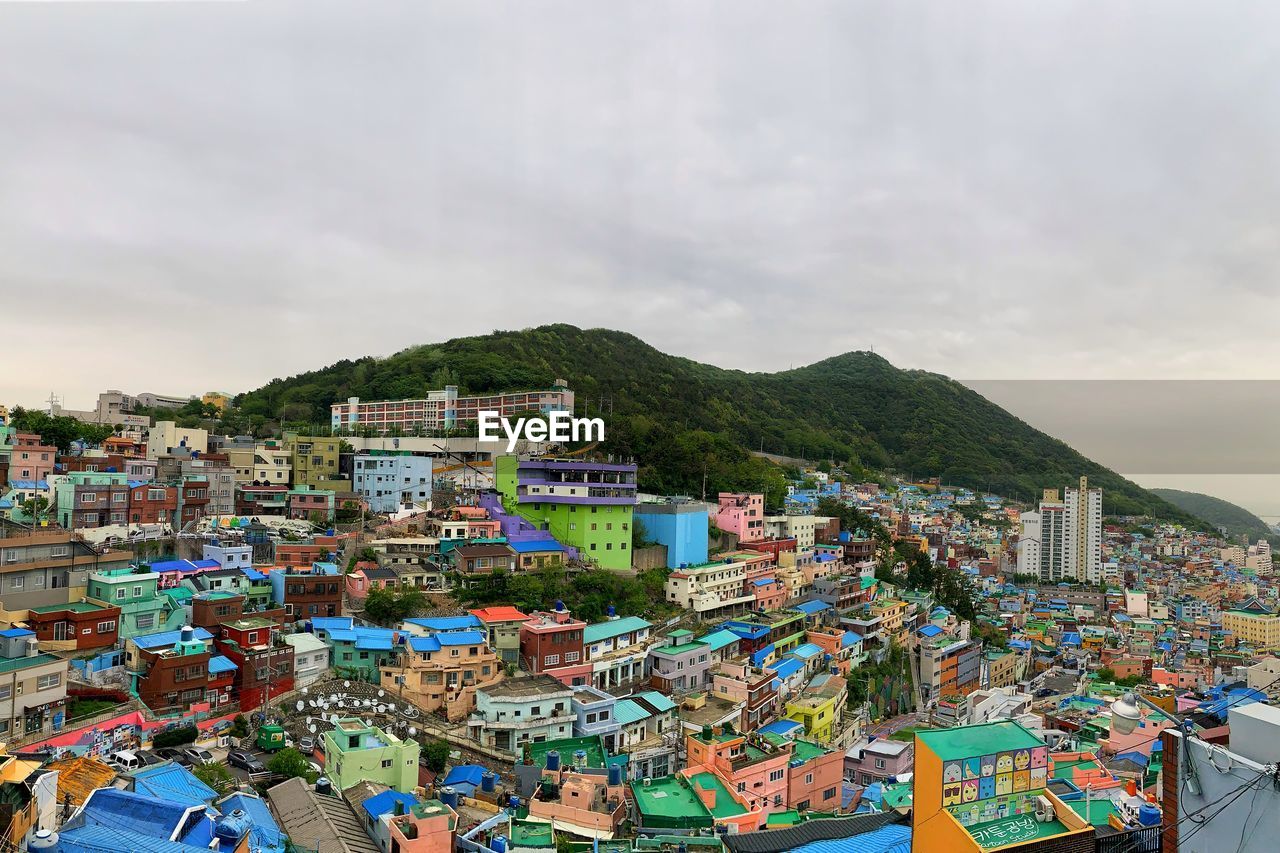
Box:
left=4, top=0, right=1280, bottom=411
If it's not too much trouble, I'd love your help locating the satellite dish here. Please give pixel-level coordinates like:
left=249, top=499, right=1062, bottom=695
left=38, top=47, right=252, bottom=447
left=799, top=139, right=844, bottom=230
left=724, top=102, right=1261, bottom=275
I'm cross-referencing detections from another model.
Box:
left=329, top=713, right=339, bottom=723
left=309, top=724, right=317, bottom=734
left=296, top=700, right=305, bottom=711
left=301, top=687, right=309, bottom=695
left=377, top=705, right=386, bottom=714
left=408, top=727, right=417, bottom=736
left=343, top=681, right=351, bottom=688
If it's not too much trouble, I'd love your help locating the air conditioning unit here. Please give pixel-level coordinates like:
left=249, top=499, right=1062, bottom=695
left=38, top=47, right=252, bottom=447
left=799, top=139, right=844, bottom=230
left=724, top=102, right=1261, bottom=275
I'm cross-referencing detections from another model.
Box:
left=1034, top=795, right=1055, bottom=823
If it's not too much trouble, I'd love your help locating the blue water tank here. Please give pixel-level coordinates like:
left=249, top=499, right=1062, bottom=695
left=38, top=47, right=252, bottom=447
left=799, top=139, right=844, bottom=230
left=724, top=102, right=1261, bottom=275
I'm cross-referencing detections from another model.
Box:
left=440, top=787, right=459, bottom=808
left=608, top=763, right=623, bottom=786
left=508, top=795, right=520, bottom=809
left=27, top=830, right=58, bottom=852
left=481, top=771, right=497, bottom=793
left=326, top=528, right=335, bottom=536
left=607, top=604, right=616, bottom=617
left=492, top=836, right=508, bottom=853
left=546, top=750, right=560, bottom=771
left=554, top=599, right=565, bottom=612
left=1138, top=803, right=1161, bottom=826
left=214, top=810, right=250, bottom=842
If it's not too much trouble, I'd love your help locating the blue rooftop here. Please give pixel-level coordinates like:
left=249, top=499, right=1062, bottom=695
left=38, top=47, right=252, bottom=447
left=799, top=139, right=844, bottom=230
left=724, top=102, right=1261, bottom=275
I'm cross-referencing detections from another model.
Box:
left=792, top=600, right=831, bottom=616
left=78, top=788, right=202, bottom=840
left=724, top=621, right=770, bottom=640
left=132, top=627, right=213, bottom=650
left=405, top=615, right=482, bottom=632
left=752, top=577, right=778, bottom=587
left=217, top=793, right=285, bottom=853
left=584, top=616, right=651, bottom=645
left=917, top=624, right=944, bottom=638
left=310, top=616, right=355, bottom=633
left=0, top=628, right=34, bottom=639
left=507, top=539, right=566, bottom=554
left=759, top=719, right=803, bottom=737
left=767, top=657, right=804, bottom=680
left=208, top=655, right=238, bottom=675
left=130, top=762, right=219, bottom=807
left=791, top=642, right=823, bottom=659
left=361, top=789, right=421, bottom=819
left=442, top=764, right=487, bottom=788
left=698, top=628, right=741, bottom=652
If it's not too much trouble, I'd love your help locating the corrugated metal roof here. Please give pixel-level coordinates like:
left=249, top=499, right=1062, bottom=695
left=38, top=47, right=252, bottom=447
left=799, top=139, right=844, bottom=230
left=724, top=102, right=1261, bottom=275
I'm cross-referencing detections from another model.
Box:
left=584, top=616, right=651, bottom=644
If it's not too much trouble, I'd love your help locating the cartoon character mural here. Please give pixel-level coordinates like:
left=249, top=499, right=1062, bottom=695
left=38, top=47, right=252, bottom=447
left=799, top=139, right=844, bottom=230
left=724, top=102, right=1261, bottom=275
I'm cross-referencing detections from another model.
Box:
left=980, top=754, right=996, bottom=777
left=943, top=761, right=963, bottom=784
left=944, top=782, right=963, bottom=807
left=996, top=773, right=1013, bottom=795
left=1030, top=747, right=1048, bottom=769
left=979, top=775, right=996, bottom=799
left=962, top=779, right=980, bottom=803
left=963, top=758, right=981, bottom=780
left=1014, top=749, right=1031, bottom=771
left=1013, top=770, right=1029, bottom=792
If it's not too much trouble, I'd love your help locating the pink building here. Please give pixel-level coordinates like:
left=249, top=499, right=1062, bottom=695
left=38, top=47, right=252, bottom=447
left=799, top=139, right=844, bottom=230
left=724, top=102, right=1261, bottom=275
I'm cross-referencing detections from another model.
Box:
left=527, top=766, right=628, bottom=837
left=387, top=799, right=458, bottom=853
left=685, top=727, right=792, bottom=826
left=1151, top=667, right=1201, bottom=690
left=786, top=740, right=845, bottom=811
left=9, top=434, right=56, bottom=483
left=717, top=493, right=765, bottom=543
left=752, top=577, right=787, bottom=612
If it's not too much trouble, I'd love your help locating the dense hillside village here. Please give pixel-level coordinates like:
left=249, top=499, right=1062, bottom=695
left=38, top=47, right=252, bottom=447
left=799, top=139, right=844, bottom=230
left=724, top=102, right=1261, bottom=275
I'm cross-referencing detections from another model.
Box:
left=0, top=386, right=1275, bottom=853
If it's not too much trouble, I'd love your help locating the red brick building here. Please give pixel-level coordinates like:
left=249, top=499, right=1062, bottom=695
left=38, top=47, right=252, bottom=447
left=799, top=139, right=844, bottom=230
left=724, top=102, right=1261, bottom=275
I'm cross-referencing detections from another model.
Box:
left=518, top=606, right=589, bottom=684
left=273, top=565, right=343, bottom=620
left=216, top=616, right=295, bottom=711
left=276, top=543, right=330, bottom=568
left=131, top=626, right=215, bottom=713
left=26, top=601, right=121, bottom=650
left=129, top=483, right=177, bottom=525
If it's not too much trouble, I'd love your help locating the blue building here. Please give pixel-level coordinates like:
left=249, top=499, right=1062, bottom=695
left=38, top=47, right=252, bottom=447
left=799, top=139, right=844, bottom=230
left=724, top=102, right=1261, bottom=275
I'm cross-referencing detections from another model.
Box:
left=352, top=452, right=434, bottom=514
left=633, top=497, right=708, bottom=569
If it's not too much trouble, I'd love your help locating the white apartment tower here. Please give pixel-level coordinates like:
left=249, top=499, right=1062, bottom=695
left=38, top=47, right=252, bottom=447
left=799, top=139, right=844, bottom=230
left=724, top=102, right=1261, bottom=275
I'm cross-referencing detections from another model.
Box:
left=1031, top=477, right=1102, bottom=583
left=1017, top=511, right=1041, bottom=577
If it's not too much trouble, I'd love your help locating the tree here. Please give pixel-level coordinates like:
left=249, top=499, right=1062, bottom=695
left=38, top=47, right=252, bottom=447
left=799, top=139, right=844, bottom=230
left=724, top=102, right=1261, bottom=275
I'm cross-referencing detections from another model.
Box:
left=631, top=517, right=655, bottom=549
left=421, top=738, right=450, bottom=773
left=267, top=747, right=318, bottom=782
left=230, top=715, right=249, bottom=738
left=153, top=725, right=198, bottom=748
left=363, top=585, right=428, bottom=625
left=1096, top=667, right=1117, bottom=683
left=19, top=495, right=49, bottom=522
left=193, top=761, right=235, bottom=794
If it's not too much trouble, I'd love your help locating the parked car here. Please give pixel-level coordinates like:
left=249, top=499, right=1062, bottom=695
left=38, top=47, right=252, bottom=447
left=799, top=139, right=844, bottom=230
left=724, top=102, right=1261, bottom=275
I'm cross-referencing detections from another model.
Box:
left=108, top=750, right=144, bottom=773
left=153, top=747, right=192, bottom=766
left=135, top=750, right=165, bottom=767
left=227, top=750, right=266, bottom=773
left=298, top=736, right=315, bottom=753
left=183, top=747, right=215, bottom=765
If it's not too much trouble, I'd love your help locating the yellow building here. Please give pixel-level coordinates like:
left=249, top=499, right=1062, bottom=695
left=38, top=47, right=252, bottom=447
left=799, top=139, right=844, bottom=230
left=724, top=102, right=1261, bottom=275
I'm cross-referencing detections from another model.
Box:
left=985, top=649, right=1020, bottom=689
left=912, top=721, right=1092, bottom=853
left=201, top=391, right=232, bottom=412
left=784, top=672, right=846, bottom=743
left=1222, top=608, right=1280, bottom=649
left=285, top=433, right=350, bottom=491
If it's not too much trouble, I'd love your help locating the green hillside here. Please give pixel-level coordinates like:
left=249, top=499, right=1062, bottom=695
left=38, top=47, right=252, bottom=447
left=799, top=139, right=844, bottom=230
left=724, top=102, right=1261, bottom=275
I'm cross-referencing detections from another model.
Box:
left=1150, top=488, right=1276, bottom=544
left=236, top=324, right=1207, bottom=526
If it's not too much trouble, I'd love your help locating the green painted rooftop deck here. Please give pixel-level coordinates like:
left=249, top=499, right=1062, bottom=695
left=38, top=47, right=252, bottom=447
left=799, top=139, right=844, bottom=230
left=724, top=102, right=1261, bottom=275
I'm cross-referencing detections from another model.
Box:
left=917, top=721, right=1043, bottom=761
left=791, top=739, right=829, bottom=762
left=0, top=652, right=61, bottom=674
left=965, top=813, right=1069, bottom=849
left=630, top=777, right=712, bottom=828
left=1067, top=798, right=1118, bottom=826
left=508, top=819, right=554, bottom=847
left=690, top=772, right=746, bottom=818
left=765, top=809, right=800, bottom=826
left=29, top=601, right=109, bottom=614
left=526, top=735, right=608, bottom=769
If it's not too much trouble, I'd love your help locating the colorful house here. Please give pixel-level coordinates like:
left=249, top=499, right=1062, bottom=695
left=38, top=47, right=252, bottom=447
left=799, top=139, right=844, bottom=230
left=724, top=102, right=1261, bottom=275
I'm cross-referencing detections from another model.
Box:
left=912, top=721, right=1094, bottom=853
left=323, top=718, right=419, bottom=794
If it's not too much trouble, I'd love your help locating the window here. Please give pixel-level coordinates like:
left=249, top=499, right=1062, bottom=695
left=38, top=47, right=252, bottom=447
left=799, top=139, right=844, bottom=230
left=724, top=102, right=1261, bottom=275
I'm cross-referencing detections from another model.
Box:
left=37, top=673, right=61, bottom=691
left=97, top=621, right=116, bottom=633
left=8, top=577, right=21, bottom=590
left=769, top=769, right=784, bottom=782
left=874, top=758, right=886, bottom=770
left=823, top=787, right=837, bottom=800
left=381, top=759, right=393, bottom=768
left=50, top=546, right=69, bottom=558
left=80, top=494, right=97, bottom=504
left=0, top=686, right=11, bottom=701
left=135, top=614, right=156, bottom=630
left=544, top=655, right=559, bottom=667
left=805, top=773, right=814, bottom=784
left=565, top=651, right=579, bottom=662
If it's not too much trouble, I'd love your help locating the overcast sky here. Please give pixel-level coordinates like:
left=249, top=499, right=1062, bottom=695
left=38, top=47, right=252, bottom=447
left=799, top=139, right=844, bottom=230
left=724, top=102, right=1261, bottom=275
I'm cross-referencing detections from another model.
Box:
left=4, top=2, right=1280, bottom=508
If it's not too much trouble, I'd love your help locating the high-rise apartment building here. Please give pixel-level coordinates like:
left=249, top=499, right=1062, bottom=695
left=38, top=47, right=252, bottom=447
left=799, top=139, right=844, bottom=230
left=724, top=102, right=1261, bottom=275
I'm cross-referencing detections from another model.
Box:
left=330, top=381, right=574, bottom=434
left=1024, top=477, right=1101, bottom=583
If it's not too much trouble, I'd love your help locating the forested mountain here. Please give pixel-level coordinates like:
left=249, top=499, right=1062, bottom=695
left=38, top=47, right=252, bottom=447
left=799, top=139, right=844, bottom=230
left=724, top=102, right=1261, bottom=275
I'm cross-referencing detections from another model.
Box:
left=1150, top=488, right=1276, bottom=544
left=237, top=324, right=1206, bottom=525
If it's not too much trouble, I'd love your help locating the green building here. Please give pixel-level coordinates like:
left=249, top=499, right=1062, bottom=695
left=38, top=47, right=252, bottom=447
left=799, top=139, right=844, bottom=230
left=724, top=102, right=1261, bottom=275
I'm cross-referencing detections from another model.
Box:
left=86, top=567, right=184, bottom=640
left=494, top=455, right=637, bottom=571
left=323, top=718, right=420, bottom=793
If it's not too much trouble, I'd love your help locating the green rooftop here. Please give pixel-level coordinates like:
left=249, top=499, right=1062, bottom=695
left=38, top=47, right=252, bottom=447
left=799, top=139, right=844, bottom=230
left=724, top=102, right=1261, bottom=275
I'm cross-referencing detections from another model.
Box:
left=966, top=813, right=1069, bottom=849
left=765, top=809, right=800, bottom=826
left=29, top=601, right=110, bottom=614
left=917, top=721, right=1043, bottom=761
left=791, top=739, right=829, bottom=763
left=0, top=652, right=62, bottom=674
left=689, top=772, right=746, bottom=819
left=630, top=776, right=712, bottom=829
left=508, top=819, right=554, bottom=847
left=525, top=735, right=608, bottom=770
left=1067, top=797, right=1118, bottom=827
